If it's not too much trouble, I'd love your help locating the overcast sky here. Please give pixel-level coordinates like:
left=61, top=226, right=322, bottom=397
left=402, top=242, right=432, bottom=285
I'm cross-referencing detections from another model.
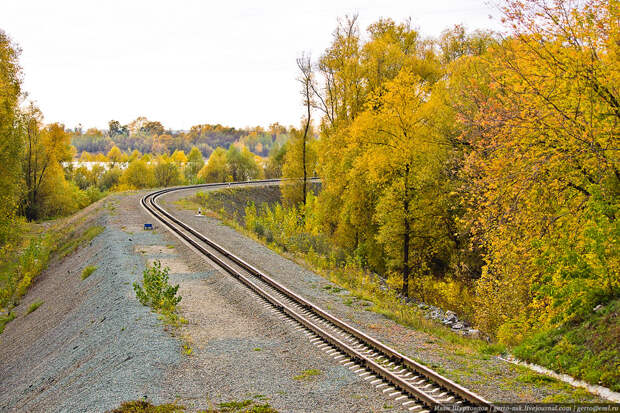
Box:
left=1, top=1, right=502, bottom=131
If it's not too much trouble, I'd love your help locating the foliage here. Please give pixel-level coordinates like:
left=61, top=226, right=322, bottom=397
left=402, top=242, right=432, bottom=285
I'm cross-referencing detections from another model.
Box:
left=198, top=145, right=261, bottom=183
left=81, top=265, right=97, bottom=280
left=153, top=159, right=182, bottom=187
left=21, top=109, right=74, bottom=220
left=120, top=159, right=155, bottom=189
left=184, top=146, right=204, bottom=183
left=264, top=142, right=288, bottom=178
left=461, top=0, right=619, bottom=340
left=198, top=147, right=228, bottom=183
left=0, top=30, right=23, bottom=248
left=0, top=222, right=104, bottom=310
left=133, top=261, right=181, bottom=314
left=0, top=311, right=16, bottom=334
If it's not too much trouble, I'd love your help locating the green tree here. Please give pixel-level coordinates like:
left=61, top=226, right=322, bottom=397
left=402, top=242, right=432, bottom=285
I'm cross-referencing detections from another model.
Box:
left=226, top=145, right=260, bottom=182
left=184, top=146, right=204, bottom=183
left=264, top=142, right=288, bottom=178
left=198, top=147, right=228, bottom=183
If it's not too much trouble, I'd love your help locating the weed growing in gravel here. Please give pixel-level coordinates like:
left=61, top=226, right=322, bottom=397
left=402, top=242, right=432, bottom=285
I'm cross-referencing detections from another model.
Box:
left=134, top=261, right=181, bottom=312
left=0, top=312, right=16, bottom=333
left=26, top=300, right=43, bottom=314
left=108, top=400, right=185, bottom=413
left=204, top=396, right=277, bottom=413
left=81, top=265, right=98, bottom=280
left=293, top=368, right=321, bottom=381
left=133, top=260, right=184, bottom=328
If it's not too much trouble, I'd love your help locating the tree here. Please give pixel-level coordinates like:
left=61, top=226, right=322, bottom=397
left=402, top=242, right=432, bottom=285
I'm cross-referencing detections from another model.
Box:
left=184, top=146, right=204, bottom=183
left=0, top=30, right=23, bottom=245
left=171, top=149, right=187, bottom=164
left=295, top=53, right=314, bottom=206
left=349, top=69, right=448, bottom=297
left=198, top=147, right=228, bottom=183
left=153, top=159, right=182, bottom=187
left=107, top=145, right=123, bottom=165
left=282, top=127, right=317, bottom=206
left=264, top=142, right=288, bottom=178
left=108, top=120, right=128, bottom=137
left=461, top=0, right=619, bottom=337
left=120, top=159, right=155, bottom=189
left=226, top=145, right=260, bottom=182
left=22, top=108, right=73, bottom=220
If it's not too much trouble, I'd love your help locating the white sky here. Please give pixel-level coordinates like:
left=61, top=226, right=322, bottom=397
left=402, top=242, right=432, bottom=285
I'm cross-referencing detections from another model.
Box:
left=1, top=0, right=502, bottom=131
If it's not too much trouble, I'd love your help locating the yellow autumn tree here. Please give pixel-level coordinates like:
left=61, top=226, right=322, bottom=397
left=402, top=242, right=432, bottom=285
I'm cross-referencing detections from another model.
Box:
left=462, top=0, right=619, bottom=338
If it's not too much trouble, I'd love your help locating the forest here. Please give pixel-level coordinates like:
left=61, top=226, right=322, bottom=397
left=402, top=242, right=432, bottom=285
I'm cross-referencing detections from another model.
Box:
left=0, top=0, right=617, bottom=390
left=241, top=0, right=618, bottom=388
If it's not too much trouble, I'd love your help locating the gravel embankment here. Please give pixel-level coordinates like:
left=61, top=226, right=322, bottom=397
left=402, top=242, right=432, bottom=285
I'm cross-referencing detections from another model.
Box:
left=0, top=196, right=180, bottom=412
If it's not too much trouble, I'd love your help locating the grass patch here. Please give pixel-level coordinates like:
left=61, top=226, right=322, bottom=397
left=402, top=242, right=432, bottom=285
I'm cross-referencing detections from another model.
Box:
left=0, top=312, right=16, bottom=333
left=293, top=368, right=321, bottom=381
left=0, top=218, right=104, bottom=311
left=513, top=298, right=620, bottom=391
left=81, top=265, right=98, bottom=280
left=26, top=300, right=43, bottom=315
left=57, top=225, right=104, bottom=259
left=517, top=371, right=559, bottom=386
left=110, top=397, right=278, bottom=413
left=108, top=400, right=185, bottom=413
left=210, top=396, right=277, bottom=413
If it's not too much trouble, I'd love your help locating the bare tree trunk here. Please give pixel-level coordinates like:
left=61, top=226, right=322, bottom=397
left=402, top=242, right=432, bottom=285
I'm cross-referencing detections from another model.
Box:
left=297, top=53, right=314, bottom=208
left=402, top=163, right=410, bottom=297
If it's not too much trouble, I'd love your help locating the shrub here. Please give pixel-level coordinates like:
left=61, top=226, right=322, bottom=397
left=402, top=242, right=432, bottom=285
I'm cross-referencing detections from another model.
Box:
left=133, top=261, right=181, bottom=313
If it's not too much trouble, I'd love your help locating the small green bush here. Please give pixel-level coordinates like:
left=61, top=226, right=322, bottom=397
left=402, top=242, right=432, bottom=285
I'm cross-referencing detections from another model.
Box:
left=26, top=300, right=43, bottom=315
left=81, top=265, right=97, bottom=280
left=133, top=261, right=181, bottom=313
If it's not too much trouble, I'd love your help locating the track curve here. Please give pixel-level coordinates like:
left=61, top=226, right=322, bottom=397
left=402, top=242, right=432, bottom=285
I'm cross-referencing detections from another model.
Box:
left=141, top=180, right=492, bottom=412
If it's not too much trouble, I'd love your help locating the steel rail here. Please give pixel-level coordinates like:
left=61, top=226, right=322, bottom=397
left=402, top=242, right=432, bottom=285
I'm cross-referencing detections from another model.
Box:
left=140, top=180, right=492, bottom=412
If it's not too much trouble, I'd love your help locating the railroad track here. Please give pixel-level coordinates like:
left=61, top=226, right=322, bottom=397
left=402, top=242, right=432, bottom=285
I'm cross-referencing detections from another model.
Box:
left=141, top=180, right=492, bottom=413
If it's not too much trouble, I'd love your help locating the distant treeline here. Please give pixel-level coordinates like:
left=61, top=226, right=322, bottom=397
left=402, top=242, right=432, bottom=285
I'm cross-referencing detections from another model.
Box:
left=71, top=118, right=291, bottom=159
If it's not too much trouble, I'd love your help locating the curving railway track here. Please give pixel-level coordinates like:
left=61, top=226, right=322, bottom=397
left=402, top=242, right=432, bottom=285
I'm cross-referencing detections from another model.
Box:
left=141, top=180, right=493, bottom=413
